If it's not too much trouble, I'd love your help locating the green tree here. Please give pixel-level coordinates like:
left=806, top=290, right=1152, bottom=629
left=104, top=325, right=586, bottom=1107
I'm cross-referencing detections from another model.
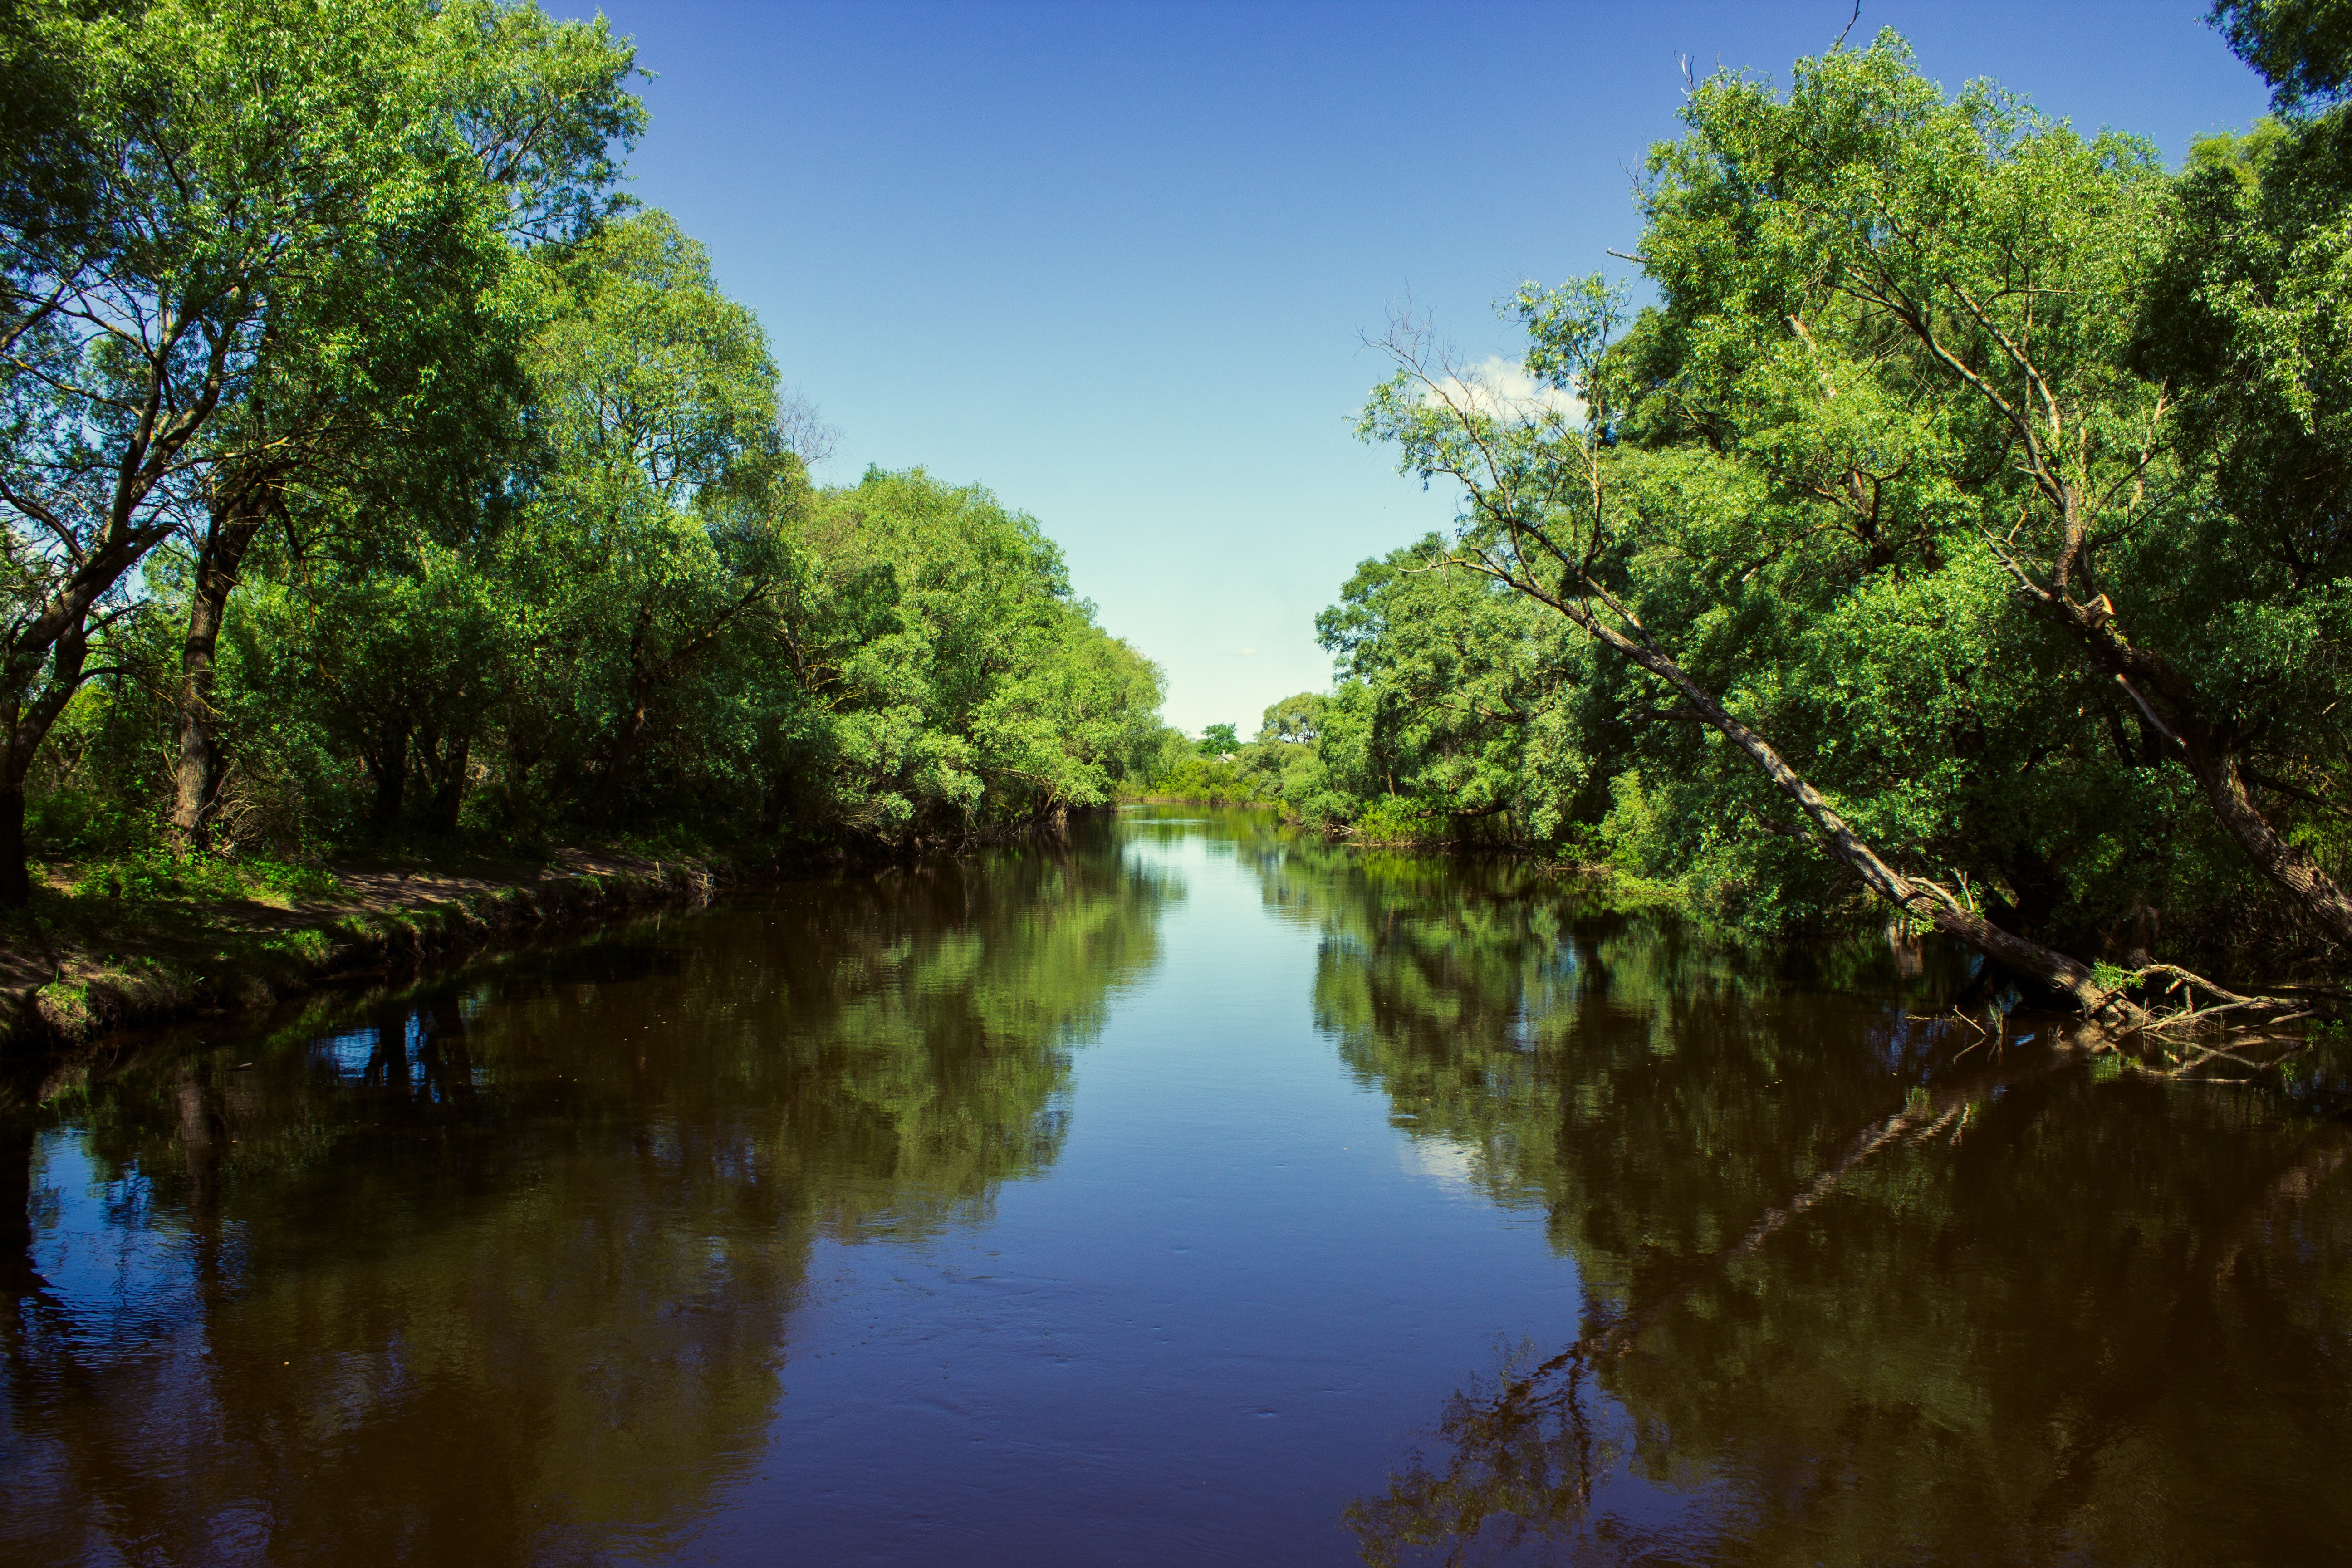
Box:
left=1196, top=722, right=1241, bottom=756
left=503, top=211, right=804, bottom=826
left=1354, top=32, right=2352, bottom=1007
left=1308, top=537, right=1592, bottom=843
left=782, top=466, right=1162, bottom=838
left=1631, top=30, right=2352, bottom=954
left=2126, top=25, right=2352, bottom=956
left=2, top=6, right=1167, bottom=876
left=2210, top=0, right=2352, bottom=110
left=162, top=0, right=642, bottom=849
left=1257, top=691, right=1325, bottom=745
left=0, top=0, right=613, bottom=901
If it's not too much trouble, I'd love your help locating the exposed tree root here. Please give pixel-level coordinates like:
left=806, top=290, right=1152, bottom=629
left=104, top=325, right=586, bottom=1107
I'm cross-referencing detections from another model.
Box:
left=2069, top=961, right=2337, bottom=1077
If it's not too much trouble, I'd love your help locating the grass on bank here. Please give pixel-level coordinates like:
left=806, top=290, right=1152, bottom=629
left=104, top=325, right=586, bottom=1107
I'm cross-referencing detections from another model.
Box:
left=0, top=823, right=742, bottom=1087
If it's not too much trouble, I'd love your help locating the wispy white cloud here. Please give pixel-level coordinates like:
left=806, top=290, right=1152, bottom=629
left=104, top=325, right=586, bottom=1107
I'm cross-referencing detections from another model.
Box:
left=1422, top=355, right=1585, bottom=426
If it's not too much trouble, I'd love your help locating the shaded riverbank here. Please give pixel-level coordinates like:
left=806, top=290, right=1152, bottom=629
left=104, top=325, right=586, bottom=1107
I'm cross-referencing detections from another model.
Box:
left=0, top=811, right=1131, bottom=1105
left=0, top=849, right=736, bottom=1104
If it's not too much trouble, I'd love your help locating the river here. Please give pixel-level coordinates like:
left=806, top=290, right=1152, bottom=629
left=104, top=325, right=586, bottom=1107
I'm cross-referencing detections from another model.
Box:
left=6, top=805, right=2351, bottom=1565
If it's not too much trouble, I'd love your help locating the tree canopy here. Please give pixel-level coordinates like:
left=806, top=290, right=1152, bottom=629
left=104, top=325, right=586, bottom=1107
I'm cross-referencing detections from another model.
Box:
left=1207, top=21, right=2352, bottom=1003
left=1, top=0, right=1165, bottom=901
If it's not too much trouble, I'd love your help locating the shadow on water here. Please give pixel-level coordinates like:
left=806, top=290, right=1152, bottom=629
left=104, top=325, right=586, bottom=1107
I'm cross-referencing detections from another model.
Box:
left=0, top=829, right=1171, bottom=1567
left=1238, top=827, right=2352, bottom=1566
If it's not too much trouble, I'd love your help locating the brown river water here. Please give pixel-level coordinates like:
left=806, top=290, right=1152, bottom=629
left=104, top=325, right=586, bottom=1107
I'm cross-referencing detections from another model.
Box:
left=5, top=805, right=2351, bottom=1565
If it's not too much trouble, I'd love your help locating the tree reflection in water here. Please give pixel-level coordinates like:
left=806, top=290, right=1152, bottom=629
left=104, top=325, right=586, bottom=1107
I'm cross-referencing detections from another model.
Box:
left=1, top=833, right=1169, bottom=1567
left=1234, top=833, right=2352, bottom=1567
left=10, top=815, right=2352, bottom=1565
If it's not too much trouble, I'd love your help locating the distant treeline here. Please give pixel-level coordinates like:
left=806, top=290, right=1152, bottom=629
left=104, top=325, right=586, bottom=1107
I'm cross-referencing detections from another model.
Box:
left=1192, top=8, right=2352, bottom=995
left=0, top=0, right=1164, bottom=905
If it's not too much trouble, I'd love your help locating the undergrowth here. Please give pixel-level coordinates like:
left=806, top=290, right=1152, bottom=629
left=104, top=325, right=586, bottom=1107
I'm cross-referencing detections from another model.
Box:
left=67, top=848, right=340, bottom=906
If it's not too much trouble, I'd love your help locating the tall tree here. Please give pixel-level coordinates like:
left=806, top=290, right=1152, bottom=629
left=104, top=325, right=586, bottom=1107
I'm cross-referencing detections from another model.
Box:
left=1366, top=316, right=2138, bottom=1014
left=0, top=0, right=561, bottom=900
left=1357, top=32, right=2352, bottom=1001
left=1627, top=31, right=2352, bottom=951
left=163, top=0, right=643, bottom=848
left=510, top=211, right=803, bottom=826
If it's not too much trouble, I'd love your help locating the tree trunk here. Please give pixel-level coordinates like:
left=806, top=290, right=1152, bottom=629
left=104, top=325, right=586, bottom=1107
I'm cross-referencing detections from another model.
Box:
left=587, top=659, right=654, bottom=827
left=498, top=725, right=543, bottom=825
left=2059, top=597, right=2352, bottom=950
left=0, top=614, right=90, bottom=909
left=0, top=780, right=26, bottom=909
left=167, top=580, right=225, bottom=851
left=588, top=610, right=664, bottom=828
left=1508, top=564, right=2141, bottom=1024
left=425, top=732, right=470, bottom=833
left=169, top=486, right=272, bottom=852
left=366, top=719, right=409, bottom=828
left=2185, top=733, right=2352, bottom=948
left=586, top=709, right=647, bottom=826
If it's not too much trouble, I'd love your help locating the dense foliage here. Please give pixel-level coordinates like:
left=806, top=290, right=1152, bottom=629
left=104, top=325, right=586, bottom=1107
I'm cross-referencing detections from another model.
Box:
left=0, top=0, right=1162, bottom=904
left=1223, top=16, right=2352, bottom=990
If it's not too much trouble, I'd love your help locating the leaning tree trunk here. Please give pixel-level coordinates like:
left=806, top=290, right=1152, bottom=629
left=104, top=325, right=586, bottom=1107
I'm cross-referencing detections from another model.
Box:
left=169, top=485, right=274, bottom=852
left=2182, top=738, right=2352, bottom=945
left=2040, top=582, right=2352, bottom=952
left=1888, top=310, right=2352, bottom=951
left=2175, top=715, right=2352, bottom=949
left=1502, top=563, right=2143, bottom=1026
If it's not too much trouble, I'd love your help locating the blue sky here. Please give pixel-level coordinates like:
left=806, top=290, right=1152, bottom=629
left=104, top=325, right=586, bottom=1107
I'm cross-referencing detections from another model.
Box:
left=590, top=0, right=2269, bottom=736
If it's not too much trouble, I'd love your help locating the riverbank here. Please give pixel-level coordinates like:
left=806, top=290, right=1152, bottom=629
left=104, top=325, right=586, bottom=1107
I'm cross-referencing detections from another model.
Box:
left=1122, top=794, right=1686, bottom=907
left=0, top=847, right=740, bottom=1102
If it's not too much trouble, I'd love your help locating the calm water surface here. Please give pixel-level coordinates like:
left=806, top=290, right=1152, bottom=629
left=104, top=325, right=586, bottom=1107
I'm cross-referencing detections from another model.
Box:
left=5, top=807, right=2352, bottom=1565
